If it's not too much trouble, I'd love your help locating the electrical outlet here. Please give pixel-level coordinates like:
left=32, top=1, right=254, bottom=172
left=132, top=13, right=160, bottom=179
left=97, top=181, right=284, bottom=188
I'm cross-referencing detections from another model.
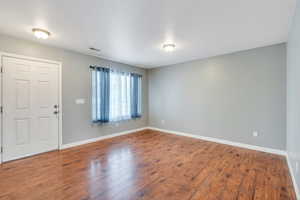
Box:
left=161, top=120, right=165, bottom=125
left=252, top=131, right=259, bottom=137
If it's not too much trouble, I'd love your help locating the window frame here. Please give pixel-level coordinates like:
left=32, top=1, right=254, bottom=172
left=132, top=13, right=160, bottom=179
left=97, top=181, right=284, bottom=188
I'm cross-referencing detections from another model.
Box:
left=90, top=66, right=142, bottom=123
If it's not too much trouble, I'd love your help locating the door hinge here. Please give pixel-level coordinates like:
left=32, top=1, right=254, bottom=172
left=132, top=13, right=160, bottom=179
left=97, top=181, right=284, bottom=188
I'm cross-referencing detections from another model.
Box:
left=0, top=106, right=3, bottom=114
left=0, top=66, right=3, bottom=73
left=0, top=147, right=3, bottom=153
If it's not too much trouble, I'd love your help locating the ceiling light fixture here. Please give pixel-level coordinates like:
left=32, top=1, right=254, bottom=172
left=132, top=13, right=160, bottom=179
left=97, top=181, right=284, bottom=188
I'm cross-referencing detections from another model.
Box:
left=32, top=28, right=51, bottom=39
left=163, top=43, right=176, bottom=52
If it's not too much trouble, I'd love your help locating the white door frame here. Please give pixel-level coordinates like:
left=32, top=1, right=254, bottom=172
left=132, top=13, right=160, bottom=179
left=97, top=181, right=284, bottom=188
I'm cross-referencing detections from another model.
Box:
left=0, top=52, right=63, bottom=164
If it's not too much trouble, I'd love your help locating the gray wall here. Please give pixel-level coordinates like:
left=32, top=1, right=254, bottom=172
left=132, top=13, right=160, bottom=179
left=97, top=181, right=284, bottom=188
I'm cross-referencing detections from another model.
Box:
left=149, top=44, right=286, bottom=150
left=287, top=0, right=300, bottom=195
left=0, top=34, right=288, bottom=152
left=0, top=34, right=148, bottom=145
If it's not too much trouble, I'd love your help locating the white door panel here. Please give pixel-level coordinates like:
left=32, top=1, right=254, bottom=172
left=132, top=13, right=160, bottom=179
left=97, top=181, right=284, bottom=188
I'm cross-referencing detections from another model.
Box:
left=2, top=57, right=59, bottom=162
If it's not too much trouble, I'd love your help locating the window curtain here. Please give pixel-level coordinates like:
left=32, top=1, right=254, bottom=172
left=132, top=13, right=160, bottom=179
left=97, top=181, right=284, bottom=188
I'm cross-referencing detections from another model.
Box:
left=131, top=73, right=142, bottom=118
left=91, top=67, right=110, bottom=123
left=91, top=66, right=142, bottom=123
left=109, top=70, right=131, bottom=122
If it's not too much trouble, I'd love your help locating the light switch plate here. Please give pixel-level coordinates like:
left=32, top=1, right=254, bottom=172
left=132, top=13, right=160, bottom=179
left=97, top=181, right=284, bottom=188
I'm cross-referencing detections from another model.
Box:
left=75, top=98, right=85, bottom=104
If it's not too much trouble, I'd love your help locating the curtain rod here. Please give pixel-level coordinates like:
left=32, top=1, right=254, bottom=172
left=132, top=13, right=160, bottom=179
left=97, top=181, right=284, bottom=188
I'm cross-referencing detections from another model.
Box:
left=90, top=65, right=142, bottom=76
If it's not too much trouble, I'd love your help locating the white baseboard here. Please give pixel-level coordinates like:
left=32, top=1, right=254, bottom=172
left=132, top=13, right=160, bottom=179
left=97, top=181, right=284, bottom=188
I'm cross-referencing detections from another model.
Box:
left=62, top=126, right=287, bottom=155
left=61, top=127, right=148, bottom=150
left=286, top=154, right=300, bottom=199
left=147, top=127, right=286, bottom=156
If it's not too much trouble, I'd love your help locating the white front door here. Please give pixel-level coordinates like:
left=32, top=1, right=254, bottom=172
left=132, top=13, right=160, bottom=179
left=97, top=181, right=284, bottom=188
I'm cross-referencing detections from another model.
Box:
left=2, top=56, right=60, bottom=162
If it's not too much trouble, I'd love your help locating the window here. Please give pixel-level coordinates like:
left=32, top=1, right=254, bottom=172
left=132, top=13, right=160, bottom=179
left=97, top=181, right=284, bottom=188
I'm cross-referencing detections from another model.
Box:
left=91, top=66, right=142, bottom=123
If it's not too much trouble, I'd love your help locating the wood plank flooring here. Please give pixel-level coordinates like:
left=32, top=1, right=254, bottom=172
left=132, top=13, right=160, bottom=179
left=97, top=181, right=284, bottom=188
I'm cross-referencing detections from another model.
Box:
left=0, top=130, right=297, bottom=200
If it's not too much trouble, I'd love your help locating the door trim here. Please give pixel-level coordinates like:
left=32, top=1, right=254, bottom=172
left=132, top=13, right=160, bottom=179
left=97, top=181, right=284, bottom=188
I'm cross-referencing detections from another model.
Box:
left=0, top=52, right=63, bottom=164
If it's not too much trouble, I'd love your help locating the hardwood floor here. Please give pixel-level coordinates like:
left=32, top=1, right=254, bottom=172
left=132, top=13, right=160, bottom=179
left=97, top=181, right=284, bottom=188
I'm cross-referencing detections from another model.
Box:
left=0, top=130, right=297, bottom=200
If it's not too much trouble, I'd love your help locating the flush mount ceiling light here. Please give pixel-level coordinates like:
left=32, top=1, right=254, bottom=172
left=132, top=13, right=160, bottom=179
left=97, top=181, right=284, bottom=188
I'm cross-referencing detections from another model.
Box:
left=163, top=43, right=176, bottom=52
left=32, top=28, right=51, bottom=39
